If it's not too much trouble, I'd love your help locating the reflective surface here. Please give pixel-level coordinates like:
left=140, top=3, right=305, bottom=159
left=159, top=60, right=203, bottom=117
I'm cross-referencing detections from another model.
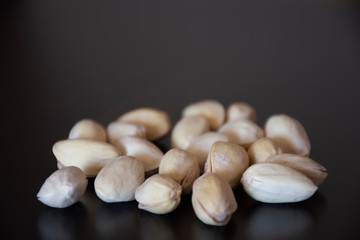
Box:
left=2, top=0, right=360, bottom=239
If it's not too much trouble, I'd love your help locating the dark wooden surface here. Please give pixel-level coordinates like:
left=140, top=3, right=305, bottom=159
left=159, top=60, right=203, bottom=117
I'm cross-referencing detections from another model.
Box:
left=1, top=0, right=360, bottom=239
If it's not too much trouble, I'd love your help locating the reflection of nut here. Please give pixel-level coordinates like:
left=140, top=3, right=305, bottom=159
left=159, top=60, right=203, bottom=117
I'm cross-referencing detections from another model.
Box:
left=204, top=141, right=249, bottom=188
left=107, top=121, right=146, bottom=143
left=192, top=173, right=237, bottom=226
left=117, top=108, right=171, bottom=141
left=94, top=156, right=144, bottom=202
left=159, top=148, right=200, bottom=194
left=247, top=137, right=283, bottom=164
left=37, top=166, right=88, bottom=208
left=226, top=102, right=257, bottom=123
left=135, top=174, right=182, bottom=214
left=218, top=119, right=264, bottom=148
left=52, top=139, right=122, bottom=177
left=264, top=114, right=311, bottom=156
left=171, top=116, right=210, bottom=149
left=182, top=100, right=225, bottom=130
left=69, top=119, right=107, bottom=142
left=241, top=163, right=318, bottom=203
left=265, top=153, right=328, bottom=185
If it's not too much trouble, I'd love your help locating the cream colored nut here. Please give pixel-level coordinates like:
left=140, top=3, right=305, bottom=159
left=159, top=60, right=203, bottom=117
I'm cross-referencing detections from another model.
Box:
left=226, top=102, right=257, bottom=123
left=111, top=136, right=163, bottom=173
left=94, top=156, right=144, bottom=202
left=159, top=148, right=200, bottom=194
left=69, top=119, right=107, bottom=142
left=182, top=100, right=225, bottom=130
left=52, top=139, right=122, bottom=177
left=247, top=137, right=283, bottom=164
left=265, top=153, right=328, bottom=185
left=171, top=116, right=210, bottom=149
left=241, top=163, right=318, bottom=203
left=186, top=132, right=229, bottom=171
left=135, top=174, right=182, bottom=214
left=264, top=114, right=311, bottom=156
left=117, top=108, right=171, bottom=141
left=218, top=119, right=264, bottom=148
left=204, top=141, right=249, bottom=188
left=37, top=166, right=88, bottom=208
left=107, top=121, right=146, bottom=144
left=192, top=172, right=237, bottom=226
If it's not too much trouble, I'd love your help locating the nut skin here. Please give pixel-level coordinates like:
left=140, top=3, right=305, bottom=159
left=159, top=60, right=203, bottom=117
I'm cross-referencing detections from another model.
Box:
left=107, top=121, right=146, bottom=144
left=159, top=148, right=200, bottom=194
left=52, top=139, right=122, bottom=177
left=94, top=156, right=145, bottom=203
left=111, top=136, right=163, bottom=173
left=135, top=174, right=182, bottom=214
left=117, top=107, right=171, bottom=141
left=264, top=114, right=311, bottom=156
left=241, top=163, right=318, bottom=203
left=171, top=116, right=210, bottom=149
left=192, top=173, right=237, bottom=226
left=37, top=166, right=88, bottom=208
left=186, top=132, right=230, bottom=172
left=218, top=119, right=265, bottom=149
left=182, top=100, right=225, bottom=130
left=247, top=137, right=283, bottom=165
left=204, top=141, right=249, bottom=188
left=226, top=102, right=257, bottom=123
left=69, top=119, right=107, bottom=142
left=265, top=153, right=328, bottom=185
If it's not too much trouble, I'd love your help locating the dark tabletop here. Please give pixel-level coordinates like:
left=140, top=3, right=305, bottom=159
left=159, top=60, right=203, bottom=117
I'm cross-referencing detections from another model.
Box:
left=1, top=0, right=360, bottom=239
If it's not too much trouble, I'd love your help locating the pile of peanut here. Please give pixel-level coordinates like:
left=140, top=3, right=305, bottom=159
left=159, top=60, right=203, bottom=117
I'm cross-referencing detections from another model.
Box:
left=37, top=100, right=327, bottom=226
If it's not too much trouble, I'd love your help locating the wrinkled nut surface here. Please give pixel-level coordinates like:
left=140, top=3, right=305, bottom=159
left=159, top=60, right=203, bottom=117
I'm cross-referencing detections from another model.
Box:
left=37, top=166, right=88, bottom=208
left=159, top=148, right=200, bottom=194
left=247, top=137, right=283, bottom=164
left=52, top=139, right=122, bottom=177
left=107, top=121, right=146, bottom=143
left=226, top=102, right=257, bottom=123
left=186, top=132, right=230, bottom=171
left=218, top=119, right=265, bottom=148
left=204, top=141, right=249, bottom=188
left=192, top=172, right=237, bottom=226
left=171, top=116, right=210, bottom=149
left=69, top=119, right=107, bottom=142
left=135, top=174, right=182, bottom=214
left=241, top=163, right=318, bottom=203
left=95, top=156, right=144, bottom=203
left=266, top=153, right=328, bottom=185
left=182, top=100, right=225, bottom=130
left=265, top=114, right=311, bottom=156
left=111, top=136, right=163, bottom=173
left=117, top=108, right=171, bottom=141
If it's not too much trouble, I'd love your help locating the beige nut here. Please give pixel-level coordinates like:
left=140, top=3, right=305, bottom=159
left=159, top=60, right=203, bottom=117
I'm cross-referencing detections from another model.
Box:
left=264, top=114, right=311, bottom=156
left=186, top=132, right=229, bottom=171
left=158, top=148, right=200, bottom=194
left=265, top=153, right=328, bottom=185
left=241, top=163, right=318, bottom=203
left=117, top=107, right=171, bottom=141
left=37, top=166, right=88, bottom=208
left=135, top=174, right=182, bottom=214
left=111, top=136, right=163, bottom=173
left=247, top=137, right=283, bottom=165
left=69, top=119, right=107, bottom=142
left=204, top=141, right=249, bottom=188
left=171, top=116, right=210, bottom=149
left=226, top=102, right=257, bottom=123
left=192, top=172, right=237, bottom=226
left=107, top=121, right=146, bottom=144
left=218, top=119, right=264, bottom=148
left=52, top=139, right=122, bottom=177
left=182, top=99, right=225, bottom=130
left=94, top=156, right=144, bottom=202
